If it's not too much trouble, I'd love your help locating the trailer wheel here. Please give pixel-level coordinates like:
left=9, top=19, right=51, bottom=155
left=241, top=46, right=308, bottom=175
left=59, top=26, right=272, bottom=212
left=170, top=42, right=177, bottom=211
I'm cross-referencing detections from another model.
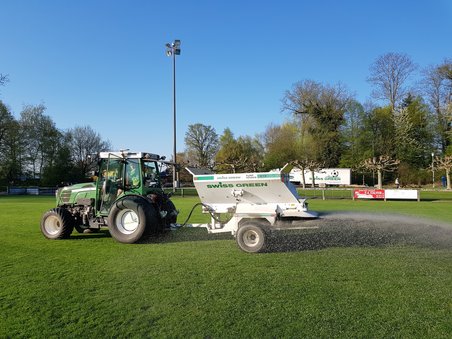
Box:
left=40, top=208, right=74, bottom=239
left=236, top=223, right=267, bottom=253
left=108, top=196, right=159, bottom=243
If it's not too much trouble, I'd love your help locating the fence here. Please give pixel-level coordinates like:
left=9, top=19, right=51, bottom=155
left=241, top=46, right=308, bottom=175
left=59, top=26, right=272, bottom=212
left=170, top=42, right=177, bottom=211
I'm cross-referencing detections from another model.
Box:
left=2, top=186, right=452, bottom=201
left=299, top=188, right=452, bottom=201
left=3, top=186, right=198, bottom=197
left=163, top=187, right=198, bottom=197
left=168, top=187, right=437, bottom=201
left=300, top=188, right=355, bottom=200
left=5, top=187, right=56, bottom=196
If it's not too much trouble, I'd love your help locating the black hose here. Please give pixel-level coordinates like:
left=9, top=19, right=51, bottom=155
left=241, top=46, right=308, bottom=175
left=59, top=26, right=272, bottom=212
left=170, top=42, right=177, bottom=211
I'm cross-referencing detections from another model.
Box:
left=180, top=202, right=204, bottom=227
left=180, top=203, right=234, bottom=227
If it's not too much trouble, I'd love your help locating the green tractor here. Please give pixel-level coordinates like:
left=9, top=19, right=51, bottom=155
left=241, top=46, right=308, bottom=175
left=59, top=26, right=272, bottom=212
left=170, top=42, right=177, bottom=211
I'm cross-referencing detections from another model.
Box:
left=40, top=151, right=178, bottom=243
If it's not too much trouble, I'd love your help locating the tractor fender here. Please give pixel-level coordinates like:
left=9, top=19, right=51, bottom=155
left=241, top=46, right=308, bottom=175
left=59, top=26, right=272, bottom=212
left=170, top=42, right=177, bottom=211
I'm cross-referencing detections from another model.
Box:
left=114, top=194, right=155, bottom=211
left=113, top=194, right=162, bottom=226
left=238, top=217, right=271, bottom=229
left=107, top=195, right=161, bottom=243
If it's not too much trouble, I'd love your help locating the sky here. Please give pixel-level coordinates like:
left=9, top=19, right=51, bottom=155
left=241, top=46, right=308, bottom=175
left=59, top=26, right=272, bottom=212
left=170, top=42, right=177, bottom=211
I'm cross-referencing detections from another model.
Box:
left=1, top=0, right=452, bottom=159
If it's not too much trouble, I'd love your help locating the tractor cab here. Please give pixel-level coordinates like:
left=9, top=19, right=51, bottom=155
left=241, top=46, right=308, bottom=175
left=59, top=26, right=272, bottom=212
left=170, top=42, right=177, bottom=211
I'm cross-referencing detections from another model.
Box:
left=96, top=151, right=164, bottom=215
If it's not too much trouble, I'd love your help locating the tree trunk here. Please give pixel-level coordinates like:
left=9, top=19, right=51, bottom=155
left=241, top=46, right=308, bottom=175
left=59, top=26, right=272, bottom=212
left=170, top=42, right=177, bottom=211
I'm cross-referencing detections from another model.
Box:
left=377, top=169, right=383, bottom=189
left=301, top=169, right=306, bottom=189
left=311, top=170, right=315, bottom=188
left=447, top=169, right=451, bottom=190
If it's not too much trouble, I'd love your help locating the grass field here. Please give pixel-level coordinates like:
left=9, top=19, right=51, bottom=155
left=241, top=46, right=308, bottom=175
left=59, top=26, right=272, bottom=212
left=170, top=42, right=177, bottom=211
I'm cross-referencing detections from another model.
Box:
left=1, top=195, right=451, bottom=338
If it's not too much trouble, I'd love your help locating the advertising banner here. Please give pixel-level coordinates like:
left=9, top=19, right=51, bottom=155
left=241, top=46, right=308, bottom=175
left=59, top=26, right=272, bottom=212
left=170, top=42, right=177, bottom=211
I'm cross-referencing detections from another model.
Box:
left=385, top=189, right=418, bottom=200
left=353, top=189, right=385, bottom=199
left=290, top=168, right=351, bottom=186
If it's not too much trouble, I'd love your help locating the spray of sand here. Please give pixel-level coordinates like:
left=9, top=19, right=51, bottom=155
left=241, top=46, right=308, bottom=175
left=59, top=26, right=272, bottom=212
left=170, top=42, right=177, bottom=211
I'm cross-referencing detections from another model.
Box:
left=268, top=211, right=452, bottom=252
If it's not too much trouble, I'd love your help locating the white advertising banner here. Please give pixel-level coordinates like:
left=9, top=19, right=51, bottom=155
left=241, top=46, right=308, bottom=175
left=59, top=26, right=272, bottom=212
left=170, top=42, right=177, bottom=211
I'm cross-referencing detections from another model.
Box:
left=290, top=168, right=351, bottom=186
left=385, top=189, right=418, bottom=200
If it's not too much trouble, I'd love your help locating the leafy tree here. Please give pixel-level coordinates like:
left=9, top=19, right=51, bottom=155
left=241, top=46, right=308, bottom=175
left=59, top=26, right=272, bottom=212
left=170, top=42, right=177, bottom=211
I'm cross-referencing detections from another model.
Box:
left=262, top=122, right=299, bottom=170
left=219, top=127, right=235, bottom=147
left=19, top=104, right=61, bottom=180
left=41, top=133, right=74, bottom=186
left=0, top=101, right=13, bottom=149
left=262, top=120, right=322, bottom=186
left=393, top=106, right=420, bottom=163
left=1, top=121, right=22, bottom=184
left=367, top=52, right=417, bottom=110
left=282, top=80, right=351, bottom=167
left=184, top=123, right=219, bottom=168
left=362, top=105, right=395, bottom=159
left=339, top=100, right=367, bottom=168
left=400, top=95, right=433, bottom=164
left=215, top=129, right=264, bottom=173
left=0, top=101, right=21, bottom=183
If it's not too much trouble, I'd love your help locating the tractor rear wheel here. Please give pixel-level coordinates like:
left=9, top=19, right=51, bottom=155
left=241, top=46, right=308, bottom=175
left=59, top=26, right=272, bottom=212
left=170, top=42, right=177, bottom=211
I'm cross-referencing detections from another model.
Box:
left=40, top=208, right=74, bottom=239
left=236, top=223, right=268, bottom=253
left=108, top=196, right=159, bottom=243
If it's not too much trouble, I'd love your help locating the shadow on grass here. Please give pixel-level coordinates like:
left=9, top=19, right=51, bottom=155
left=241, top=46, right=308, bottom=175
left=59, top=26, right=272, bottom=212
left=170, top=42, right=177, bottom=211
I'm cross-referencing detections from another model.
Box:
left=144, top=228, right=233, bottom=244
left=67, top=227, right=233, bottom=244
left=69, top=229, right=111, bottom=240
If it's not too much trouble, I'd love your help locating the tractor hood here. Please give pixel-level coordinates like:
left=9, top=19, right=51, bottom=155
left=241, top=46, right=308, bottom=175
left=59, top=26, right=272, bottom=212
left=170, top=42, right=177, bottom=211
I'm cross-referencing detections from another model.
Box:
left=57, top=182, right=96, bottom=205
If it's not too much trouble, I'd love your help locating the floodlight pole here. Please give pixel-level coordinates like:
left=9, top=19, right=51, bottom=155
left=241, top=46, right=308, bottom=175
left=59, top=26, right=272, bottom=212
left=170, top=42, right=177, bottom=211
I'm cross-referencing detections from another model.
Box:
left=166, top=40, right=181, bottom=191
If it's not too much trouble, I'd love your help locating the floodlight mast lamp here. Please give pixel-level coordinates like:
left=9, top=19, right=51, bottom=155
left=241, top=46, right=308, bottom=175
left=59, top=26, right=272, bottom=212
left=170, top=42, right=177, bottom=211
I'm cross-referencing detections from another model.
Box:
left=165, top=39, right=181, bottom=190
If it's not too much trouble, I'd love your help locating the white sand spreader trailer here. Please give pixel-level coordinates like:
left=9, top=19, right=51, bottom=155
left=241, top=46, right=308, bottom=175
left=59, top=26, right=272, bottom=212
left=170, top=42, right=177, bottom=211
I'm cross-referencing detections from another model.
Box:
left=184, top=164, right=318, bottom=253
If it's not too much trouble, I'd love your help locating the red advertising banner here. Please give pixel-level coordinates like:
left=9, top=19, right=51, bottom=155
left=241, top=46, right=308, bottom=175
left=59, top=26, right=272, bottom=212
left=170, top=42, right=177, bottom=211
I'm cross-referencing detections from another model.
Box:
left=354, top=189, right=385, bottom=199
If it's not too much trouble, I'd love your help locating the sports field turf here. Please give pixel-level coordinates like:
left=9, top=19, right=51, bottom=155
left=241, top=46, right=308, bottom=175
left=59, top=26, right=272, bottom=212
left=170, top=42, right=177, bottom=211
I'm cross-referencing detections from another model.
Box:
left=1, top=195, right=451, bottom=337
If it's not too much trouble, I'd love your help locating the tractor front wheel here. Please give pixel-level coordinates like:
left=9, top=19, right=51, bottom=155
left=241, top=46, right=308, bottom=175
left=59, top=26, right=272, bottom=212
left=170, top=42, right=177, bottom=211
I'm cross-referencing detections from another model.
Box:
left=236, top=223, right=268, bottom=253
left=108, top=196, right=158, bottom=243
left=40, top=208, right=74, bottom=239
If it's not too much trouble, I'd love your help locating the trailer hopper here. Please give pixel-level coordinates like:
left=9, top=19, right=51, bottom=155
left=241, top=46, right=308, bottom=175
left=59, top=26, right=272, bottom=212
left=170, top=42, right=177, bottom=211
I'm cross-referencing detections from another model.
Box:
left=185, top=164, right=318, bottom=252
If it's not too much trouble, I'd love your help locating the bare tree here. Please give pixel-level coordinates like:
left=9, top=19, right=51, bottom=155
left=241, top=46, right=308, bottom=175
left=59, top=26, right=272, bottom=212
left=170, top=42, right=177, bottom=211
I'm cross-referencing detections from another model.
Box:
left=422, top=61, right=452, bottom=153
left=393, top=106, right=421, bottom=161
left=293, top=159, right=323, bottom=188
left=67, top=126, right=111, bottom=178
left=435, top=155, right=452, bottom=190
left=291, top=159, right=309, bottom=189
left=361, top=155, right=400, bottom=189
left=0, top=74, right=8, bottom=88
left=367, top=52, right=417, bottom=110
left=438, top=60, right=452, bottom=81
